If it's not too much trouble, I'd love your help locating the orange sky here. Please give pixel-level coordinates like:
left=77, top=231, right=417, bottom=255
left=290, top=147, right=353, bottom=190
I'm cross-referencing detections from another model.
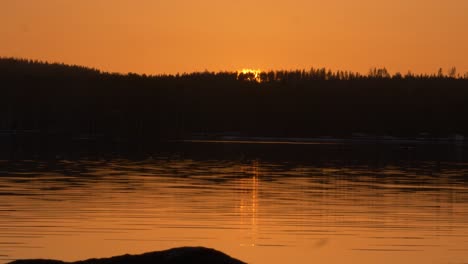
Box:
left=1, top=0, right=468, bottom=75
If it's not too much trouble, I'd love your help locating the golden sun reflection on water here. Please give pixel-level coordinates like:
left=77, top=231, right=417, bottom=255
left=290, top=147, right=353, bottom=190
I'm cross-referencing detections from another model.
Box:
left=238, top=160, right=260, bottom=247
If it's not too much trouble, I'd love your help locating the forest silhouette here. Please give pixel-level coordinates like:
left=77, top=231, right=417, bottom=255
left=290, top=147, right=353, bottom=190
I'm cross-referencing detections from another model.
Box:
left=1, top=57, right=468, bottom=154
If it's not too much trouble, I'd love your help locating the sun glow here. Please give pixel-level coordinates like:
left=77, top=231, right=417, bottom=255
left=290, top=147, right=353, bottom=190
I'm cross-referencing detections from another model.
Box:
left=237, top=68, right=263, bottom=82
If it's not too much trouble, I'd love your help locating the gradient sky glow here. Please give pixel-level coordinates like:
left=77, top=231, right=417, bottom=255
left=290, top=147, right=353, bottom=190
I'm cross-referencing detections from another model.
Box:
left=1, top=0, right=468, bottom=74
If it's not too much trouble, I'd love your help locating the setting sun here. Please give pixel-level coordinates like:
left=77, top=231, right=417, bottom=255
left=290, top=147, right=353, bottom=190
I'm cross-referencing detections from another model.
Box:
left=237, top=69, right=263, bottom=82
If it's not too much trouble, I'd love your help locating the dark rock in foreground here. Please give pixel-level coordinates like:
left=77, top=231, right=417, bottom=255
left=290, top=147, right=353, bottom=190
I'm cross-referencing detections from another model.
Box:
left=8, top=247, right=247, bottom=264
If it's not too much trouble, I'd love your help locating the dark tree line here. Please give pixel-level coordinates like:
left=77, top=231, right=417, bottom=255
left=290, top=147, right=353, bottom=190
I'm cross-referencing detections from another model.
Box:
left=1, top=57, right=468, bottom=152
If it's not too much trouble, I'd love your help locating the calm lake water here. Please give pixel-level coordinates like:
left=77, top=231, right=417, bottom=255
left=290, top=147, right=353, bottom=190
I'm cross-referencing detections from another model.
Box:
left=1, top=142, right=468, bottom=264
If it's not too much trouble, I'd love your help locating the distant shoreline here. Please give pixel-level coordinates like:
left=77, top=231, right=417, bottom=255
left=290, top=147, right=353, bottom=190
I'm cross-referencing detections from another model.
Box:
left=179, top=134, right=466, bottom=145
left=2, top=58, right=468, bottom=144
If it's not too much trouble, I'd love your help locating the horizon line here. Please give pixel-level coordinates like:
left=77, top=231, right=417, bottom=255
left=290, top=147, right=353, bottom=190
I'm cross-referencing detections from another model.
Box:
left=1, top=56, right=467, bottom=78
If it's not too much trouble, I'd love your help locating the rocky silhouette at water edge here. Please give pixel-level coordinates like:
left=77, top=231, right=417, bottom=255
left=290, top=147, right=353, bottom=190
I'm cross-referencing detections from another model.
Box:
left=8, top=247, right=247, bottom=264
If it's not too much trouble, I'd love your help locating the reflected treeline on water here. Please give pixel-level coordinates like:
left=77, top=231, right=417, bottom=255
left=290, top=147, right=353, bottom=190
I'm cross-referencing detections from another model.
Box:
left=2, top=141, right=468, bottom=185
left=2, top=58, right=468, bottom=153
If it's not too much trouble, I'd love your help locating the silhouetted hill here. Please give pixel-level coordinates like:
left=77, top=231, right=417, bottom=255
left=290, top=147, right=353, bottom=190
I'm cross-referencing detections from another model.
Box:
left=1, top=57, right=468, bottom=155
